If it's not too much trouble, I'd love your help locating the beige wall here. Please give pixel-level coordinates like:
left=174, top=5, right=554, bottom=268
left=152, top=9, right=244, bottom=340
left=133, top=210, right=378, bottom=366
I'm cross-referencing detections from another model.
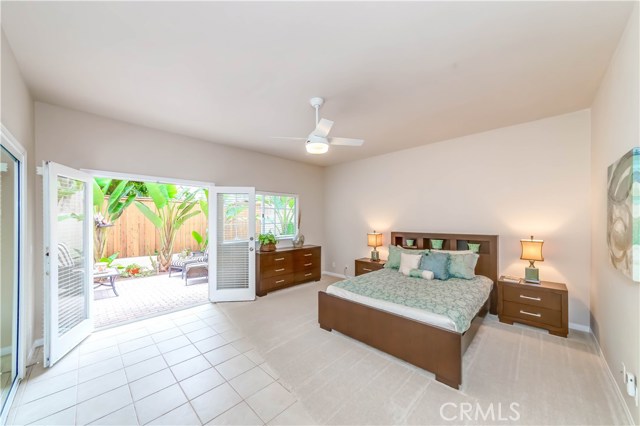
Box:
left=33, top=102, right=325, bottom=341
left=324, top=110, right=592, bottom=327
left=1, top=30, right=36, bottom=356
left=591, top=4, right=640, bottom=423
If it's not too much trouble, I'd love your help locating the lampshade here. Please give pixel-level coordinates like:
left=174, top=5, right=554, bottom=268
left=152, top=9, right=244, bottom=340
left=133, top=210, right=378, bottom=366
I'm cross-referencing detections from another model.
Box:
left=367, top=231, right=383, bottom=248
left=520, top=237, right=544, bottom=262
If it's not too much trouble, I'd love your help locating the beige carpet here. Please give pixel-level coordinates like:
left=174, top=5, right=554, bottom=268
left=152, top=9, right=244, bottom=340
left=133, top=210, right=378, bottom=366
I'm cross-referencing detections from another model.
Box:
left=218, top=276, right=629, bottom=425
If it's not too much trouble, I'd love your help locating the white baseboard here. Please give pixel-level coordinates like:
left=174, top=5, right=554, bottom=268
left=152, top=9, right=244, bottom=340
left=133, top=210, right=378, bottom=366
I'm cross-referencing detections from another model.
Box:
left=591, top=332, right=635, bottom=425
left=322, top=271, right=347, bottom=279
left=569, top=322, right=591, bottom=333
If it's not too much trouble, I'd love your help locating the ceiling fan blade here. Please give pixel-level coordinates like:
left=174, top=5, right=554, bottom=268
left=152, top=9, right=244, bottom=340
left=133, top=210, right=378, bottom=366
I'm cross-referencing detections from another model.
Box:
left=314, top=119, right=334, bottom=138
left=329, top=137, right=364, bottom=146
left=269, top=136, right=306, bottom=141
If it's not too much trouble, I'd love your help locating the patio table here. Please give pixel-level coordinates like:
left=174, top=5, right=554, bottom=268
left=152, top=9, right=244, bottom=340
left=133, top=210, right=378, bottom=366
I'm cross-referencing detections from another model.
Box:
left=94, top=268, right=120, bottom=296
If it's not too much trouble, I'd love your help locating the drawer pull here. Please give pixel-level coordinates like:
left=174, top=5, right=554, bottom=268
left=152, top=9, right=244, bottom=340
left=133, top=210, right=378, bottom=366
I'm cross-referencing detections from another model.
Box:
left=275, top=279, right=285, bottom=284
left=275, top=268, right=285, bottom=272
left=520, top=295, right=541, bottom=301
left=275, top=257, right=285, bottom=261
left=305, top=273, right=312, bottom=277
left=304, top=263, right=312, bottom=266
left=362, top=268, right=372, bottom=272
left=519, top=310, right=541, bottom=318
left=304, top=253, right=312, bottom=257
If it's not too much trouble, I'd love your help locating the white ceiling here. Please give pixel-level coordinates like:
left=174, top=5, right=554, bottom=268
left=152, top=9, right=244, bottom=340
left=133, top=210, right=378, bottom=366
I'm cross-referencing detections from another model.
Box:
left=1, top=1, right=633, bottom=166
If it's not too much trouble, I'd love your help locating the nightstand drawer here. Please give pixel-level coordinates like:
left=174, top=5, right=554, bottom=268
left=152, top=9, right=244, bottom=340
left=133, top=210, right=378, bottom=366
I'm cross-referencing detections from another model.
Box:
left=502, top=301, right=562, bottom=328
left=502, top=285, right=561, bottom=311
left=355, top=262, right=384, bottom=276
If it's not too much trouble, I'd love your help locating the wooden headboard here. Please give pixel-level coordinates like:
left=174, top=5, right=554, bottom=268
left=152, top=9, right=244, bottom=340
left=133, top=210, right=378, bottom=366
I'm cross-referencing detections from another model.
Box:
left=390, top=232, right=499, bottom=314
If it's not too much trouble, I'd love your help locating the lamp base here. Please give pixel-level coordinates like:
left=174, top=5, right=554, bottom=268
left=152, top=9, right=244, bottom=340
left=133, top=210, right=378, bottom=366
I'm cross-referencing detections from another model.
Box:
left=524, top=266, right=540, bottom=284
left=370, top=250, right=380, bottom=261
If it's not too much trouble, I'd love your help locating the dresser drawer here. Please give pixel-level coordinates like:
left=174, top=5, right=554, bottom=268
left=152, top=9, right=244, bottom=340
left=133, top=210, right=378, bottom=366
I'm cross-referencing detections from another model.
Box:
left=261, top=263, right=293, bottom=278
left=261, top=273, right=295, bottom=291
left=502, top=285, right=561, bottom=311
left=502, top=301, right=562, bottom=328
left=259, top=252, right=293, bottom=269
left=294, top=247, right=320, bottom=261
left=294, top=256, right=320, bottom=270
left=295, top=268, right=321, bottom=283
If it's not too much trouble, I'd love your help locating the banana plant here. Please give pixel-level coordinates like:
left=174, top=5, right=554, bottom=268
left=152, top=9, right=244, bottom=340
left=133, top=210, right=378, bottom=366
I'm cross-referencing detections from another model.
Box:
left=135, top=183, right=201, bottom=271
left=93, top=178, right=137, bottom=262
left=191, top=188, right=209, bottom=252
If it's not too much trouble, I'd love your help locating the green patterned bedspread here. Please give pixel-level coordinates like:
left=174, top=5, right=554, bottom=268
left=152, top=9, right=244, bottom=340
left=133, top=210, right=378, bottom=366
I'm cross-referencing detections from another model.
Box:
left=331, top=268, right=493, bottom=332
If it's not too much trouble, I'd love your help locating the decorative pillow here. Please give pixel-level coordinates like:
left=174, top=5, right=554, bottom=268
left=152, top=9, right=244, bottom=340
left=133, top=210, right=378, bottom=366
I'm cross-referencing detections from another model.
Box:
left=419, top=252, right=450, bottom=280
left=408, top=268, right=435, bottom=280
left=384, top=245, right=429, bottom=269
left=430, top=239, right=444, bottom=249
left=467, top=243, right=481, bottom=253
left=448, top=252, right=479, bottom=279
left=399, top=252, right=422, bottom=275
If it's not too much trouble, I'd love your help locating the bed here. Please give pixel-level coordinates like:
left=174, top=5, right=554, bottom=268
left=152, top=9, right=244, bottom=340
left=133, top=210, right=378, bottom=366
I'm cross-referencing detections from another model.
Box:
left=318, top=232, right=498, bottom=389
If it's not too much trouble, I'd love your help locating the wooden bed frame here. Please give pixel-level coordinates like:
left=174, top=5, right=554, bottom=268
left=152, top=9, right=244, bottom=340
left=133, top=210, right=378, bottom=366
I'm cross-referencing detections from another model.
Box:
left=318, top=232, right=498, bottom=389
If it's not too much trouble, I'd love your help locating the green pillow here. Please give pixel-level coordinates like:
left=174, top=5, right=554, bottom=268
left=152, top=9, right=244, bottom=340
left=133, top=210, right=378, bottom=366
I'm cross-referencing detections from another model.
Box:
left=384, top=245, right=429, bottom=269
left=448, top=253, right=480, bottom=279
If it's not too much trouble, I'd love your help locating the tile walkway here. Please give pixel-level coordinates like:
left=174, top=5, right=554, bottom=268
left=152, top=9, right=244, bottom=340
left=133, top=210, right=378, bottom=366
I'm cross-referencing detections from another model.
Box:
left=7, top=304, right=313, bottom=425
left=94, top=274, right=209, bottom=329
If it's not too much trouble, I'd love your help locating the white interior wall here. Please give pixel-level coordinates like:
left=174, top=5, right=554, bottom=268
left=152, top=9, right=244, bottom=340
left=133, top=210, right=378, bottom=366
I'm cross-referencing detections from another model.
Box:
left=1, top=30, right=36, bottom=360
left=324, top=110, right=592, bottom=328
left=590, top=4, right=640, bottom=423
left=33, top=102, right=325, bottom=344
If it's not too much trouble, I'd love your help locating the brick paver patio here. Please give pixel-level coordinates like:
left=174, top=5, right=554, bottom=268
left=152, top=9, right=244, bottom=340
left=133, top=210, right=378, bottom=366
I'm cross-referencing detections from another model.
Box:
left=93, top=273, right=208, bottom=328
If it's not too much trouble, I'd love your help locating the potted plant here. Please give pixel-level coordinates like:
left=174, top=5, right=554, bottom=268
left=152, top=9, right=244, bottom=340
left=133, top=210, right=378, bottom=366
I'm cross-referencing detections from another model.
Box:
left=258, top=232, right=277, bottom=252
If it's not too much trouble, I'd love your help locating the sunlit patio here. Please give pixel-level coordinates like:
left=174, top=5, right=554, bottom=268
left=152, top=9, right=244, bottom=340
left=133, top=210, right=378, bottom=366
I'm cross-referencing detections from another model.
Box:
left=93, top=273, right=209, bottom=328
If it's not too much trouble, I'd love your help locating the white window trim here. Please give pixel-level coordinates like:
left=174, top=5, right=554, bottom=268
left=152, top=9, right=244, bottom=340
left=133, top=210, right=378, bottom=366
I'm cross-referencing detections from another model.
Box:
left=256, top=191, right=299, bottom=240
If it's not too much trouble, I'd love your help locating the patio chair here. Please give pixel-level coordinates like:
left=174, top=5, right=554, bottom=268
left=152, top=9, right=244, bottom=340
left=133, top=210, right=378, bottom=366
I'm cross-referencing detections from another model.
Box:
left=184, top=261, right=208, bottom=285
left=57, top=243, right=85, bottom=295
left=169, top=251, right=208, bottom=279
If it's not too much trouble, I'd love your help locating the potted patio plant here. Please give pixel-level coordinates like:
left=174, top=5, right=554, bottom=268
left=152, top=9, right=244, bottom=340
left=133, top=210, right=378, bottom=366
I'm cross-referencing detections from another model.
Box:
left=258, top=232, right=277, bottom=252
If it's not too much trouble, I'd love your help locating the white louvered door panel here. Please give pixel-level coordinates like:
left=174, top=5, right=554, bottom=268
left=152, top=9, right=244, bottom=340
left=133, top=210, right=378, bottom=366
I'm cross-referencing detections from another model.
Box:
left=210, top=187, right=256, bottom=302
left=44, top=162, right=93, bottom=367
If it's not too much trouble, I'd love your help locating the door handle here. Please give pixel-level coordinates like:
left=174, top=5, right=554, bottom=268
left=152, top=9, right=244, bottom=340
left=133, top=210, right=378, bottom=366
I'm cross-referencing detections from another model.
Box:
left=249, top=247, right=254, bottom=252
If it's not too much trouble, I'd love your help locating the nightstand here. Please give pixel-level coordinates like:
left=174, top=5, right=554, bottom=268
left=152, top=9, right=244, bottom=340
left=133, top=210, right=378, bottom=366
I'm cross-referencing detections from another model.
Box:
left=355, top=258, right=386, bottom=276
left=497, top=278, right=568, bottom=337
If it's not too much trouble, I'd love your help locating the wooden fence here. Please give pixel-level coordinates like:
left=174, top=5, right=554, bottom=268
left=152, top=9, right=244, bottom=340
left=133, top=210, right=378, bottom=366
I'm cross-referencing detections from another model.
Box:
left=104, top=199, right=207, bottom=259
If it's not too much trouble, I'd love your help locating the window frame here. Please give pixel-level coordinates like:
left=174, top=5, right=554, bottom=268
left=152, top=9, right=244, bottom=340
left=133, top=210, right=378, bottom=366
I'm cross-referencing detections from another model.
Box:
left=256, top=191, right=299, bottom=241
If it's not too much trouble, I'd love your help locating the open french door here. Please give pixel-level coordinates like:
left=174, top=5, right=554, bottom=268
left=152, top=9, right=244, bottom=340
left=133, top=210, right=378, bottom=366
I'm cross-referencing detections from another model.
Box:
left=210, top=187, right=256, bottom=302
left=43, top=162, right=94, bottom=367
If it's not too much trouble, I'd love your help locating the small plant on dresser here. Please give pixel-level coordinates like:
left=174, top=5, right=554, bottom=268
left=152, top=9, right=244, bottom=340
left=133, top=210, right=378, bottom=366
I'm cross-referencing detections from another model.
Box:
left=258, top=232, right=277, bottom=252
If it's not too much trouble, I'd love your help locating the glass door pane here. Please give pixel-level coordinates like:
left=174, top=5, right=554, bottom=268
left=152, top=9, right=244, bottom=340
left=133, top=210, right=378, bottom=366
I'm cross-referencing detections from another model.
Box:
left=0, top=145, right=19, bottom=413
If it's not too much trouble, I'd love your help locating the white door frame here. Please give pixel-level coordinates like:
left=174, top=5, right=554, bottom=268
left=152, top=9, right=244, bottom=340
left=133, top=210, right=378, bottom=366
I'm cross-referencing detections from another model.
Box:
left=0, top=124, right=27, bottom=423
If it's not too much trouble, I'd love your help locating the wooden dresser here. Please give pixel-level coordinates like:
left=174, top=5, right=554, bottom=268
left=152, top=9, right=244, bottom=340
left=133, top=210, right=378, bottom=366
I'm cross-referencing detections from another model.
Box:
left=497, top=279, right=568, bottom=337
left=256, top=245, right=321, bottom=296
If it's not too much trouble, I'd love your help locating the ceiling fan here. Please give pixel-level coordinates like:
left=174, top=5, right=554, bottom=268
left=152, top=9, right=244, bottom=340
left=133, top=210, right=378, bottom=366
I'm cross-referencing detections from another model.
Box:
left=272, top=97, right=364, bottom=154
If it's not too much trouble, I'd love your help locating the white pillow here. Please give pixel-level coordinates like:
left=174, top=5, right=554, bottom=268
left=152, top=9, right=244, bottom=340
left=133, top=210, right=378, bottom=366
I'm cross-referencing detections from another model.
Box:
left=400, top=268, right=435, bottom=280
left=399, top=252, right=422, bottom=276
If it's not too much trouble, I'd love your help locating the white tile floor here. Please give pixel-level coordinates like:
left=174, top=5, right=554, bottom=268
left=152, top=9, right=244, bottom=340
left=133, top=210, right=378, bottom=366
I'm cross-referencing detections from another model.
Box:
left=6, top=304, right=315, bottom=425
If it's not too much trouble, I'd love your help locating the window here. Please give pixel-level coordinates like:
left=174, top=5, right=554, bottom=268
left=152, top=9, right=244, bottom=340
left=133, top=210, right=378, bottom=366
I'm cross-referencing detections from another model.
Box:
left=256, top=193, right=298, bottom=239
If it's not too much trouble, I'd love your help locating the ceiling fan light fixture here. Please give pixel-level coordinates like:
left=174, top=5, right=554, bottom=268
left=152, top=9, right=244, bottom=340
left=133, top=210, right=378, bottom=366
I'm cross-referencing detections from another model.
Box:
left=306, top=139, right=329, bottom=154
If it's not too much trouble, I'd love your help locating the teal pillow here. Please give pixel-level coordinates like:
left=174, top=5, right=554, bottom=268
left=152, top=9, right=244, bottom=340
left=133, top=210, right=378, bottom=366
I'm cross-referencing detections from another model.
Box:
left=384, top=245, right=428, bottom=269
left=467, top=243, right=481, bottom=253
left=448, top=253, right=479, bottom=279
left=419, top=252, right=450, bottom=280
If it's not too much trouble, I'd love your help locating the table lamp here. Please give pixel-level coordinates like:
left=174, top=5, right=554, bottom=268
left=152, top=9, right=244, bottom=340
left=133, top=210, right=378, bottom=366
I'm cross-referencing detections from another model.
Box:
left=367, top=231, right=383, bottom=261
left=520, top=236, right=544, bottom=283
